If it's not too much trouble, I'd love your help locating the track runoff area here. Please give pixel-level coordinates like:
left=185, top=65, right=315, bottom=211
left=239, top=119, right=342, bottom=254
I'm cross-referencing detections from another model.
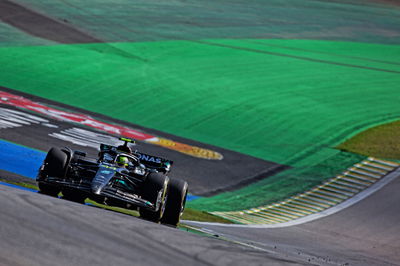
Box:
left=1, top=88, right=400, bottom=228
left=0, top=0, right=400, bottom=228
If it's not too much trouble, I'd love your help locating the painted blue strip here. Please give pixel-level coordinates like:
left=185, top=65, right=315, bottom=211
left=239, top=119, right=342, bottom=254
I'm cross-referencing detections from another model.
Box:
left=0, top=139, right=46, bottom=179
left=0, top=181, right=38, bottom=192
left=0, top=139, right=201, bottom=200
left=187, top=194, right=201, bottom=201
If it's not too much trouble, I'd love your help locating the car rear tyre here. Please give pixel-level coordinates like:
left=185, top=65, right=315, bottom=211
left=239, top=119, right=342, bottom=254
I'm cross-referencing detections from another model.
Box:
left=139, top=172, right=169, bottom=223
left=161, top=178, right=188, bottom=226
left=38, top=148, right=68, bottom=197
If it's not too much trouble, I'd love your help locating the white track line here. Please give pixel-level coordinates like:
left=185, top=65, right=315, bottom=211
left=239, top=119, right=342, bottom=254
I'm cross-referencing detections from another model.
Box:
left=184, top=167, right=400, bottom=228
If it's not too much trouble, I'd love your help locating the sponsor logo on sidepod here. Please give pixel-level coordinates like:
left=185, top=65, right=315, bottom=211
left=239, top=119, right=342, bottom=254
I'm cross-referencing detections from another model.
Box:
left=0, top=91, right=223, bottom=160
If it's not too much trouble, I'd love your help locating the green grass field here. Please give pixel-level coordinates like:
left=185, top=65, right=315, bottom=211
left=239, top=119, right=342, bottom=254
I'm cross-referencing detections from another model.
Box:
left=1, top=0, right=400, bottom=212
left=1, top=39, right=399, bottom=211
left=0, top=39, right=399, bottom=166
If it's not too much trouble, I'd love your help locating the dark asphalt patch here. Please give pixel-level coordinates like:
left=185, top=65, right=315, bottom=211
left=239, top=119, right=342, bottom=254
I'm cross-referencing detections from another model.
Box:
left=0, top=0, right=100, bottom=43
left=0, top=185, right=308, bottom=266
left=0, top=87, right=288, bottom=195
left=0, top=169, right=36, bottom=186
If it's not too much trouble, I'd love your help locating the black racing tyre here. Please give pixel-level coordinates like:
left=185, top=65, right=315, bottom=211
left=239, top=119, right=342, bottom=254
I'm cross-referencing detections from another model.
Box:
left=139, top=172, right=169, bottom=223
left=161, top=178, right=188, bottom=226
left=42, top=148, right=68, bottom=178
left=38, top=148, right=68, bottom=196
left=62, top=188, right=87, bottom=204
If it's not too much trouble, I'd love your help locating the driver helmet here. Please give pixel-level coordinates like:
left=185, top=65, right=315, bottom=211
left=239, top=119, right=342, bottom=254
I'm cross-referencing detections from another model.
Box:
left=117, top=156, right=129, bottom=167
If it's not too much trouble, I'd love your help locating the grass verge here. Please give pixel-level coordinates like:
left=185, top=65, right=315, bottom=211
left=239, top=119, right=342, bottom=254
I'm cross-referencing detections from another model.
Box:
left=338, top=120, right=400, bottom=160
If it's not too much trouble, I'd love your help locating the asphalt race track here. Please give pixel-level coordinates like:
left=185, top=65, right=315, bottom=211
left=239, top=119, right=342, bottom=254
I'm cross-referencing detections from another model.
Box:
left=1, top=0, right=400, bottom=265
left=0, top=185, right=307, bottom=266
left=0, top=87, right=285, bottom=196
left=188, top=173, right=400, bottom=265
left=1, top=89, right=400, bottom=265
left=1, top=169, right=399, bottom=265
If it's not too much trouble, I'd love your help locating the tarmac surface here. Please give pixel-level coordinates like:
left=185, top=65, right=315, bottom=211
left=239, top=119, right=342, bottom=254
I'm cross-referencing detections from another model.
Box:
left=0, top=166, right=399, bottom=265
left=188, top=172, right=400, bottom=265
left=0, top=88, right=285, bottom=196
left=0, top=0, right=100, bottom=43
left=0, top=1, right=399, bottom=265
left=0, top=185, right=307, bottom=266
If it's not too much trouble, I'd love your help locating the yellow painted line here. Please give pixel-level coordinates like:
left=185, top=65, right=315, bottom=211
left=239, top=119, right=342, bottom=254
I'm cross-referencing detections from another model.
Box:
left=317, top=186, right=353, bottom=197
left=262, top=207, right=302, bottom=219
left=281, top=201, right=311, bottom=212
left=283, top=202, right=321, bottom=213
left=256, top=209, right=294, bottom=221
left=284, top=199, right=323, bottom=211
left=251, top=211, right=290, bottom=223
left=271, top=206, right=308, bottom=218
left=303, top=193, right=339, bottom=206
left=349, top=167, right=381, bottom=178
left=337, top=175, right=372, bottom=186
left=368, top=157, right=399, bottom=167
left=246, top=208, right=261, bottom=214
left=332, top=179, right=365, bottom=190
left=343, top=172, right=376, bottom=182
left=333, top=179, right=365, bottom=190
left=292, top=196, right=330, bottom=209
left=308, top=191, right=344, bottom=203
left=324, top=183, right=359, bottom=193
left=210, top=212, right=248, bottom=224
left=313, top=188, right=348, bottom=200
left=211, top=158, right=399, bottom=225
left=260, top=202, right=301, bottom=216
left=224, top=212, right=265, bottom=224
left=236, top=215, right=274, bottom=225
left=361, top=161, right=394, bottom=171
left=355, top=163, right=387, bottom=175
left=242, top=213, right=282, bottom=224
left=268, top=202, right=303, bottom=214
left=274, top=204, right=313, bottom=215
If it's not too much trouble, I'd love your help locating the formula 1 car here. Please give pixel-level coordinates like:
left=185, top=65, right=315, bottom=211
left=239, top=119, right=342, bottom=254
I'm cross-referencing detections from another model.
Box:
left=36, top=137, right=188, bottom=226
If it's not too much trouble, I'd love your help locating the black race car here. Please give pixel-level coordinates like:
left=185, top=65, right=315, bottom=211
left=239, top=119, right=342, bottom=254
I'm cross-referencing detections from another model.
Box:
left=36, top=137, right=188, bottom=226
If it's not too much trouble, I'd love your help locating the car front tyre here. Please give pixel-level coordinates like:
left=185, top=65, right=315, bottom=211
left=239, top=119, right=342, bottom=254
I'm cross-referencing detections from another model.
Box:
left=161, top=178, right=188, bottom=227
